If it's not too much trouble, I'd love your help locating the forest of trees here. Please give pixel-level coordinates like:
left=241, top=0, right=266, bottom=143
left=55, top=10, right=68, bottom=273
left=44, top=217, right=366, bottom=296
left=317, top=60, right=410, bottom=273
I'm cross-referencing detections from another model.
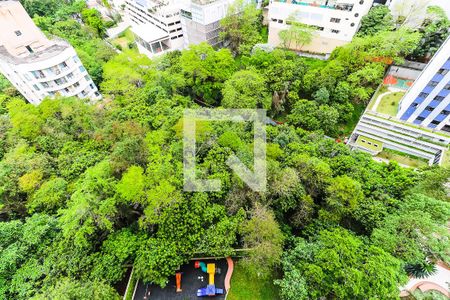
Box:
left=0, top=1, right=449, bottom=299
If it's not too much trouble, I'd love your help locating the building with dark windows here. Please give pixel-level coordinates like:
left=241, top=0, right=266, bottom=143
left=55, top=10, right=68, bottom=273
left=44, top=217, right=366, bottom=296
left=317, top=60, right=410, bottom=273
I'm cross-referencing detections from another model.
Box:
left=397, top=36, right=450, bottom=132
left=348, top=37, right=450, bottom=166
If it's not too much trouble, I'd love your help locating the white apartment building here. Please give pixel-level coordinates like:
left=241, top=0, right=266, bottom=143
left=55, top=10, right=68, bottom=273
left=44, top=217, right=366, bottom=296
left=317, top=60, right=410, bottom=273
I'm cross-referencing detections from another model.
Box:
left=0, top=1, right=101, bottom=105
left=267, top=0, right=374, bottom=54
left=125, top=0, right=184, bottom=57
left=178, top=0, right=238, bottom=47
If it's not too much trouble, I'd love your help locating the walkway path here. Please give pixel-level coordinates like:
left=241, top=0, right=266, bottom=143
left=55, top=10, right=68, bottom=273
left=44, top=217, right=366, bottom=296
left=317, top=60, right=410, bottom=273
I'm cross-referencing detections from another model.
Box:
left=224, top=257, right=234, bottom=293
left=400, top=262, right=450, bottom=298
left=371, top=87, right=404, bottom=112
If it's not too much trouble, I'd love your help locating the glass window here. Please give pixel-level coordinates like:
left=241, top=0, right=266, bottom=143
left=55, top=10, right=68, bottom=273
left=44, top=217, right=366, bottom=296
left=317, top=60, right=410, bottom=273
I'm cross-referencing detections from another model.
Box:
left=330, top=18, right=341, bottom=23
left=79, top=66, right=86, bottom=72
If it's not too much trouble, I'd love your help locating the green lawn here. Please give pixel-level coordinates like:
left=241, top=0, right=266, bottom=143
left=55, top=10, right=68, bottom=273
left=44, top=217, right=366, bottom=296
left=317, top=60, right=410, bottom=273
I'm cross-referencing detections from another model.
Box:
left=111, top=28, right=135, bottom=51
left=441, top=150, right=450, bottom=167
left=377, top=150, right=428, bottom=168
left=376, top=91, right=404, bottom=116
left=355, top=135, right=383, bottom=152
left=368, top=85, right=388, bottom=111
left=227, top=262, right=280, bottom=300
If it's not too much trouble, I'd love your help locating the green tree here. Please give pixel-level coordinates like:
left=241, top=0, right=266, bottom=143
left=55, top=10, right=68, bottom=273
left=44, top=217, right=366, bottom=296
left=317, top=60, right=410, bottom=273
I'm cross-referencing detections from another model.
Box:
left=222, top=70, right=271, bottom=109
left=358, top=5, right=394, bottom=36
left=325, top=175, right=363, bottom=220
left=411, top=6, right=450, bottom=59
left=240, top=204, right=284, bottom=279
left=81, top=8, right=106, bottom=37
left=279, top=228, right=408, bottom=299
left=180, top=43, right=235, bottom=105
left=220, top=0, right=263, bottom=55
left=32, top=278, right=120, bottom=300
left=279, top=17, right=314, bottom=50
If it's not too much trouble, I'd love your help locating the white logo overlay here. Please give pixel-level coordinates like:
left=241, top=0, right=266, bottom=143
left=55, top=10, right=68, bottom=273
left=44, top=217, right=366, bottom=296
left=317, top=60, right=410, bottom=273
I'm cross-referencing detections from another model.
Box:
left=183, top=109, right=267, bottom=192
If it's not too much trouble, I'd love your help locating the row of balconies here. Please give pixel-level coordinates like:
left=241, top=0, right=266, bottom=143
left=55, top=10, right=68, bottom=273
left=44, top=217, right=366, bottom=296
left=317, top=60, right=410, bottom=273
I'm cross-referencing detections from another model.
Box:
left=363, top=112, right=450, bottom=145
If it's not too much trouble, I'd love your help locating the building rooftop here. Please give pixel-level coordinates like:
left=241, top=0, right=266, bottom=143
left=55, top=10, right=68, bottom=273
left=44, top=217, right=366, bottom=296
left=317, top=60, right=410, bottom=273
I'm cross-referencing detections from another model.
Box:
left=131, top=23, right=169, bottom=42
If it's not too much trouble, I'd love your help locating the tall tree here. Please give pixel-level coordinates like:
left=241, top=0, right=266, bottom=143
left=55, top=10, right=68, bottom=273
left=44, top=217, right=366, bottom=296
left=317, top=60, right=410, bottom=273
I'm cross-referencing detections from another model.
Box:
left=278, top=228, right=408, bottom=299
left=279, top=16, right=314, bottom=50
left=220, top=0, right=263, bottom=55
left=358, top=5, right=394, bottom=36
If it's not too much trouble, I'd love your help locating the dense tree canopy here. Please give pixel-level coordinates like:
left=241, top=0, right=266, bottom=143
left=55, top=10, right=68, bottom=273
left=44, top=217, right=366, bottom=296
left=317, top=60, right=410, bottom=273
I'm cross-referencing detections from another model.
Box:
left=0, top=1, right=449, bottom=299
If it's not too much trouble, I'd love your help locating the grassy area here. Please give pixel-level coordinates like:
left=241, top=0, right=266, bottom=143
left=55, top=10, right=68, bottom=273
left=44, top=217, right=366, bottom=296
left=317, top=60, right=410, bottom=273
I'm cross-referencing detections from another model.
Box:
left=341, top=102, right=365, bottom=136
left=377, top=149, right=428, bottom=168
left=376, top=91, right=405, bottom=116
left=227, top=262, right=280, bottom=300
left=111, top=28, right=135, bottom=51
left=356, top=135, right=382, bottom=152
left=441, top=150, right=450, bottom=167
left=368, top=85, right=388, bottom=110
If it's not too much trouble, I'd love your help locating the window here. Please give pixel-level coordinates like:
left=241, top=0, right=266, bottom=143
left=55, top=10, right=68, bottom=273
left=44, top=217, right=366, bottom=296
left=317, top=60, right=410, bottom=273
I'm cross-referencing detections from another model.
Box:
left=73, top=56, right=80, bottom=63
left=438, top=68, right=449, bottom=76
left=431, top=120, right=440, bottom=125
left=444, top=83, right=450, bottom=90
left=330, top=18, right=341, bottom=23
left=42, top=82, right=49, bottom=88
left=89, top=83, right=94, bottom=89
left=15, top=30, right=22, bottom=36
left=24, top=74, right=31, bottom=81
left=33, top=84, right=40, bottom=91
left=331, top=29, right=340, bottom=34
left=350, top=23, right=355, bottom=27
left=74, top=82, right=80, bottom=88
left=429, top=81, right=439, bottom=87
left=79, top=66, right=86, bottom=72
left=64, top=88, right=70, bottom=93
left=277, top=19, right=283, bottom=24
left=412, top=103, right=419, bottom=108
left=434, top=95, right=445, bottom=101
left=67, top=72, right=74, bottom=79
left=59, top=62, right=68, bottom=69
left=425, top=106, right=433, bottom=111
left=418, top=92, right=429, bottom=98
left=416, top=116, right=425, bottom=121
left=359, top=0, right=364, bottom=4
left=95, top=92, right=100, bottom=97
left=55, top=78, right=67, bottom=85
left=26, top=45, right=33, bottom=53
left=441, top=110, right=450, bottom=116
left=84, top=75, right=90, bottom=81
left=354, top=13, right=359, bottom=17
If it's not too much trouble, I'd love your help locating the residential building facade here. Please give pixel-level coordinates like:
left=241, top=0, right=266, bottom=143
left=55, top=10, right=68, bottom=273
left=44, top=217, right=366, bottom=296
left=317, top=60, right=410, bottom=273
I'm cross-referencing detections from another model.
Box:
left=0, top=1, right=101, bottom=105
left=397, top=36, right=450, bottom=132
left=348, top=38, right=450, bottom=166
left=178, top=0, right=236, bottom=48
left=125, top=0, right=184, bottom=57
left=267, top=0, right=374, bottom=54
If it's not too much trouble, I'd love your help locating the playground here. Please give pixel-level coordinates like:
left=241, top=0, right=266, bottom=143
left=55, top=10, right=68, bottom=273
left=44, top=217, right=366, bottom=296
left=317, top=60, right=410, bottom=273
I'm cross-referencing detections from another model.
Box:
left=132, top=258, right=232, bottom=300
